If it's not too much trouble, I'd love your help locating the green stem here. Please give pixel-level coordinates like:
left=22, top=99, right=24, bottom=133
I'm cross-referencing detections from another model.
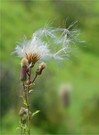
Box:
left=27, top=85, right=30, bottom=135
left=23, top=82, right=27, bottom=103
left=32, top=73, right=38, bottom=84
left=26, top=69, right=31, bottom=135
left=20, top=118, right=23, bottom=135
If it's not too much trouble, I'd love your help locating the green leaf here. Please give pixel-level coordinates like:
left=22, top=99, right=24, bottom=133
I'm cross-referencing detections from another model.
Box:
left=29, top=89, right=34, bottom=93
left=23, top=124, right=27, bottom=130
left=29, top=83, right=33, bottom=87
left=23, top=99, right=28, bottom=107
left=32, top=110, right=40, bottom=117
left=21, top=96, right=28, bottom=107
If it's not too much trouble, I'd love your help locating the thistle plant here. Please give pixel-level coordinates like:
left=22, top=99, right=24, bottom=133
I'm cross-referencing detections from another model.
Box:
left=13, top=26, right=79, bottom=135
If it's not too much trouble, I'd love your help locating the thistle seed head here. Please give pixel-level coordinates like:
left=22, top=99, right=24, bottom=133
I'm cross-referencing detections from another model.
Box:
left=25, top=53, right=40, bottom=65
left=13, top=25, right=80, bottom=62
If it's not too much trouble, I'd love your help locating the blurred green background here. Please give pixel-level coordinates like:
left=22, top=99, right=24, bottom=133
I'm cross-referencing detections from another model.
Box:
left=0, top=0, right=99, bottom=134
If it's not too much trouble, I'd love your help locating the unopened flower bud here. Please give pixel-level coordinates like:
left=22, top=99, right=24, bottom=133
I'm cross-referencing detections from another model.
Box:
left=20, top=58, right=28, bottom=81
left=36, top=62, right=46, bottom=75
left=21, top=58, right=28, bottom=67
left=39, top=62, right=46, bottom=70
left=20, top=66, right=27, bottom=81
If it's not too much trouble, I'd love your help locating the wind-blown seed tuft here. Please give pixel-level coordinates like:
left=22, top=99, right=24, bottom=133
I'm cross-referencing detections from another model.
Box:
left=13, top=26, right=79, bottom=65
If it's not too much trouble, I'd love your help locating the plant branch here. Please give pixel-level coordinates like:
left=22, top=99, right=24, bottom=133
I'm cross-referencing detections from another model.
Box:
left=23, top=82, right=27, bottom=104
left=26, top=69, right=31, bottom=135
left=31, top=73, right=38, bottom=84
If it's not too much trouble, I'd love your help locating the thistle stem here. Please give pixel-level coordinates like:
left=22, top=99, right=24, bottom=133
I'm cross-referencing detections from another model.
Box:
left=21, top=68, right=39, bottom=135
left=32, top=74, right=38, bottom=84
left=27, top=85, right=30, bottom=135
left=20, top=82, right=26, bottom=135
left=23, top=82, right=27, bottom=103
left=20, top=118, right=23, bottom=135
left=26, top=69, right=31, bottom=135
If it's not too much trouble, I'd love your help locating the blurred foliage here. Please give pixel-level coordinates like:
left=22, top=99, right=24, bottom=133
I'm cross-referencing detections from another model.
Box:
left=52, top=0, right=99, bottom=55
left=0, top=0, right=99, bottom=134
left=81, top=95, right=99, bottom=134
left=82, top=95, right=99, bottom=125
left=0, top=65, right=14, bottom=116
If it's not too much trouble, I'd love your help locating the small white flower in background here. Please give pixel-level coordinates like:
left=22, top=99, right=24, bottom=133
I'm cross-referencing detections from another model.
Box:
left=13, top=26, right=79, bottom=66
